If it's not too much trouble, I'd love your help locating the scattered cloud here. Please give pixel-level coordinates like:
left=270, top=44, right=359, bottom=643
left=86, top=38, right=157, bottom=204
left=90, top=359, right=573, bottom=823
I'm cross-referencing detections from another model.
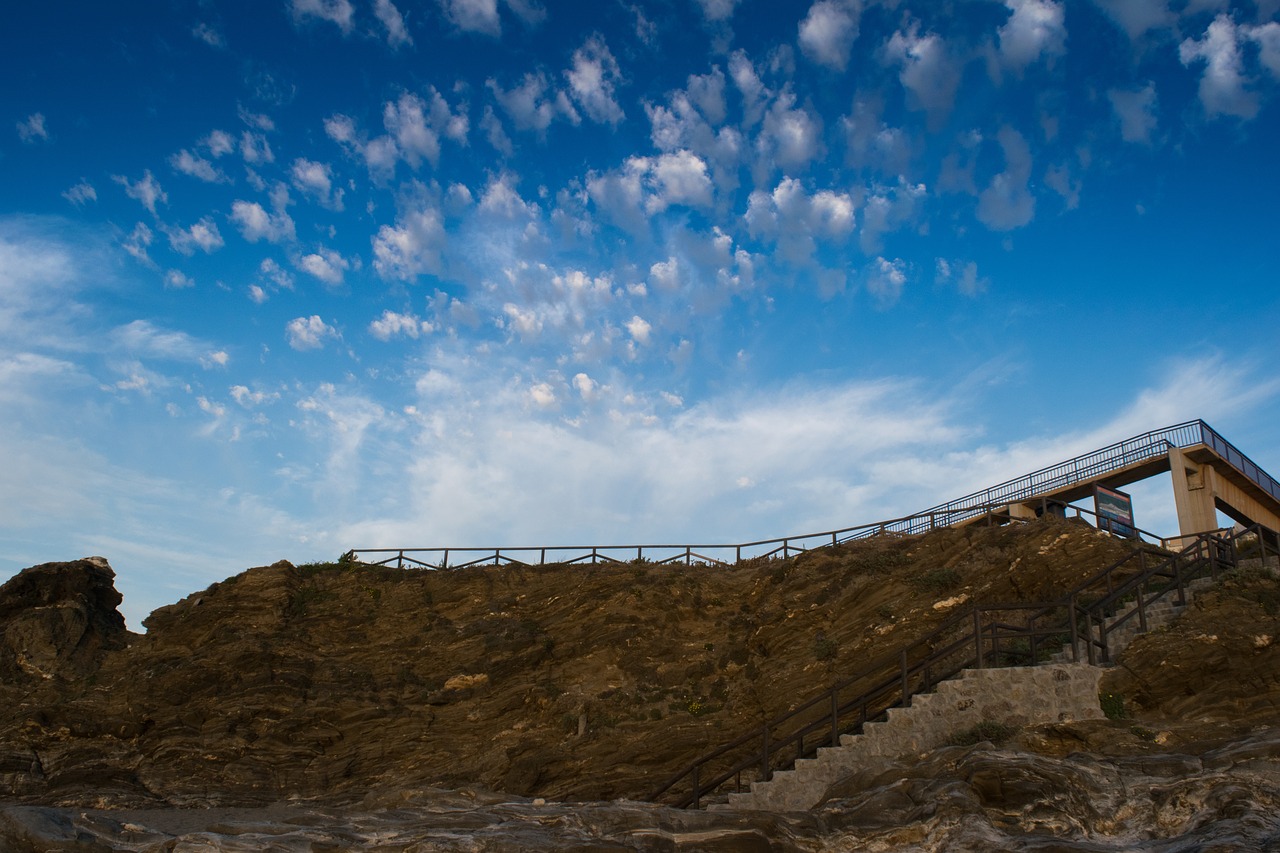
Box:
left=291, top=0, right=355, bottom=34
left=694, top=0, right=742, bottom=21
left=565, top=35, right=625, bottom=125
left=170, top=149, right=227, bottom=183
left=1109, top=82, right=1158, bottom=143
left=374, top=0, right=412, bottom=47
left=62, top=181, right=97, bottom=206
left=285, top=315, right=339, bottom=350
left=1179, top=15, right=1258, bottom=119
left=16, top=113, right=49, bottom=143
left=113, top=170, right=168, bottom=215
left=296, top=246, right=351, bottom=284
left=884, top=24, right=961, bottom=127
left=977, top=126, right=1035, bottom=230
left=996, top=0, right=1066, bottom=72
left=165, top=217, right=225, bottom=256
left=798, top=0, right=861, bottom=71
left=369, top=309, right=433, bottom=340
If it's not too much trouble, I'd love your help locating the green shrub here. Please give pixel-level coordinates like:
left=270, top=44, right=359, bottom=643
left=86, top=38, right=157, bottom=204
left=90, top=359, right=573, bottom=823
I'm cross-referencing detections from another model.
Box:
left=948, top=720, right=1017, bottom=747
left=814, top=637, right=838, bottom=661
left=1100, top=691, right=1129, bottom=720
left=914, top=568, right=961, bottom=593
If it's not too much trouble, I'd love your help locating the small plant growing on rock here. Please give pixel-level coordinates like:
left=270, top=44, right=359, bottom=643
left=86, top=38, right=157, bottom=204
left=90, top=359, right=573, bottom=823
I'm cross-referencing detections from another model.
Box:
left=913, top=568, right=961, bottom=593
left=814, top=636, right=837, bottom=661
left=948, top=720, right=1016, bottom=747
left=1100, top=691, right=1129, bottom=720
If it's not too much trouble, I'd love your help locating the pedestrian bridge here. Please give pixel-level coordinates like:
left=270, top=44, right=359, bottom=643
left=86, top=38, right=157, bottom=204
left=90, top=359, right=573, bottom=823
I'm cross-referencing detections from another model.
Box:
left=348, top=419, right=1280, bottom=569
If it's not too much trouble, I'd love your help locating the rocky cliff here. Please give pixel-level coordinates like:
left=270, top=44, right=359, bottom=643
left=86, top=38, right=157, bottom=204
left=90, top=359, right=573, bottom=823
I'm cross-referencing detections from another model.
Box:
left=2, top=520, right=1280, bottom=851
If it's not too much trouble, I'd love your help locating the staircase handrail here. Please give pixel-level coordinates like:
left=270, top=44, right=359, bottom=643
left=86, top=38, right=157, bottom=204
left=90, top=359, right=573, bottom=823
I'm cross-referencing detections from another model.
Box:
left=648, top=521, right=1280, bottom=808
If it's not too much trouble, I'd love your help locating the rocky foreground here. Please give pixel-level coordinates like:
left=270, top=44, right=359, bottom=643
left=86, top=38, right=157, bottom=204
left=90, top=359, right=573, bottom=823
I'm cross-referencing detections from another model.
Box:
left=2, top=520, right=1280, bottom=850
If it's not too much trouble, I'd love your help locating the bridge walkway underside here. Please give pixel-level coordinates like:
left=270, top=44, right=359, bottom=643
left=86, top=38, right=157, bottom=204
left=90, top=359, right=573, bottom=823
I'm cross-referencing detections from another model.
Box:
left=998, top=443, right=1280, bottom=538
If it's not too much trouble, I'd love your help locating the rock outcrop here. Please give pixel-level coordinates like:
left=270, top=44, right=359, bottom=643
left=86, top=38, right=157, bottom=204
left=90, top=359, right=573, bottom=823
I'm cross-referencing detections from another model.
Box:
left=0, top=558, right=130, bottom=683
left=2, top=524, right=1280, bottom=851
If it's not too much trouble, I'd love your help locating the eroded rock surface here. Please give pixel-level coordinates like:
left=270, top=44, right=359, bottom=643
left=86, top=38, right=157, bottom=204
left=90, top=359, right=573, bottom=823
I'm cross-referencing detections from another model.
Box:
left=2, top=527, right=1280, bottom=851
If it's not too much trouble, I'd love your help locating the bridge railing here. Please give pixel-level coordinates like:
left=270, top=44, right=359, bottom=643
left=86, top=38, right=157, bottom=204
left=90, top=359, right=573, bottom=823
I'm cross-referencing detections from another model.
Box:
left=346, top=500, right=1166, bottom=570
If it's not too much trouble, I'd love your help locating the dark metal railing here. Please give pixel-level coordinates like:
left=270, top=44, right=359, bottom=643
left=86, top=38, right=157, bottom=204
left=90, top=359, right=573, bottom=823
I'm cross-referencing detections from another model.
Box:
left=348, top=419, right=1278, bottom=572
left=647, top=522, right=1280, bottom=808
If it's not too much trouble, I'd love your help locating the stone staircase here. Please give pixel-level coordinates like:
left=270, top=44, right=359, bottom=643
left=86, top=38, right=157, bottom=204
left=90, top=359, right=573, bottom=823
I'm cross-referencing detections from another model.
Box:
left=1047, top=575, right=1214, bottom=665
left=722, top=575, right=1220, bottom=812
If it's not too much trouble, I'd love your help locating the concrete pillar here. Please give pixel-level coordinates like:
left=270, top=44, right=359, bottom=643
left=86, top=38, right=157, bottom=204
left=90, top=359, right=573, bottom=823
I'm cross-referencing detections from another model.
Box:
left=1007, top=502, right=1038, bottom=521
left=1169, top=446, right=1218, bottom=540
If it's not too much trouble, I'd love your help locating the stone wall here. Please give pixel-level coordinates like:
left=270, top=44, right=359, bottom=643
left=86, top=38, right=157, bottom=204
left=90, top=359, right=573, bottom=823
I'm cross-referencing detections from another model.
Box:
left=726, top=663, right=1104, bottom=812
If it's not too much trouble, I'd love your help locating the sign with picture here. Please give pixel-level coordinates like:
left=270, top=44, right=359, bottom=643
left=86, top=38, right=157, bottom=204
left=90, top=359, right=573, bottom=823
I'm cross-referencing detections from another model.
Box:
left=1095, top=484, right=1136, bottom=538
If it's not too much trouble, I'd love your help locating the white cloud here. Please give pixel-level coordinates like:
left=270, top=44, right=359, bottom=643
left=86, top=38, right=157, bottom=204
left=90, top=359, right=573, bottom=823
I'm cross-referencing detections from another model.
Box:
left=884, top=24, right=961, bottom=127
left=230, top=199, right=296, bottom=244
left=329, top=89, right=466, bottom=178
left=240, top=131, right=275, bottom=165
left=111, top=320, right=221, bottom=363
left=122, top=222, right=156, bottom=267
left=488, top=72, right=580, bottom=132
left=798, top=0, right=862, bottom=71
left=164, top=269, right=195, bottom=289
left=170, top=149, right=226, bottom=182
left=166, top=217, right=225, bottom=255
left=369, top=309, right=433, bottom=340
left=565, top=35, right=624, bottom=125
left=866, top=256, right=907, bottom=307
left=113, top=170, right=168, bottom=215
left=745, top=177, right=857, bottom=262
left=977, top=126, right=1035, bottom=231
left=649, top=257, right=680, bottom=291
left=694, top=0, right=742, bottom=20
left=478, top=173, right=539, bottom=218
left=192, top=22, right=224, bottom=47
left=290, top=158, right=344, bottom=209
left=442, top=0, right=500, bottom=34
left=373, top=201, right=445, bottom=280
left=572, top=372, right=597, bottom=399
left=935, top=258, right=988, bottom=296
left=1108, top=82, right=1158, bottom=143
left=62, top=181, right=96, bottom=206
left=291, top=0, right=355, bottom=33
left=1090, top=0, right=1173, bottom=40
left=647, top=150, right=714, bottom=211
left=1179, top=15, right=1258, bottom=119
left=204, top=130, right=235, bottom=158
left=625, top=315, right=652, bottom=343
left=529, top=382, right=557, bottom=407
left=757, top=91, right=823, bottom=172
left=374, top=0, right=412, bottom=47
left=285, top=315, right=339, bottom=350
left=1252, top=22, right=1280, bottom=78
left=997, top=0, right=1066, bottom=71
left=16, top=113, right=49, bottom=143
left=296, top=247, right=350, bottom=284
left=230, top=385, right=279, bottom=407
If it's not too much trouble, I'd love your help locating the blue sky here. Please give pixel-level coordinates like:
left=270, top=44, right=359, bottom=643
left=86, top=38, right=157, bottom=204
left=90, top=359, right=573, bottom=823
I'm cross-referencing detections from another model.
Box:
left=3, top=0, right=1280, bottom=628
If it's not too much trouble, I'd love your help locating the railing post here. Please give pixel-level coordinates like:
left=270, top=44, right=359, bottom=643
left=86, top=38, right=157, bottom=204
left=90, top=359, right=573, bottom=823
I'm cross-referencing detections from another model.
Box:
left=397, top=550, right=404, bottom=569
left=691, top=764, right=700, bottom=810
left=973, top=608, right=983, bottom=668
left=830, top=691, right=839, bottom=748
left=900, top=648, right=910, bottom=706
left=540, top=548, right=546, bottom=565
left=762, top=727, right=771, bottom=782
left=442, top=548, right=449, bottom=570
left=685, top=546, right=691, bottom=566
left=1068, top=600, right=1079, bottom=662
left=592, top=547, right=599, bottom=565
left=736, top=545, right=742, bottom=563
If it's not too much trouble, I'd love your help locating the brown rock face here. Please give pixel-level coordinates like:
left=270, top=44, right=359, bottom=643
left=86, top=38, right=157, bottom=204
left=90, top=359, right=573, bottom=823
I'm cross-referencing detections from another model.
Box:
left=0, top=521, right=1185, bottom=809
left=0, top=558, right=130, bottom=683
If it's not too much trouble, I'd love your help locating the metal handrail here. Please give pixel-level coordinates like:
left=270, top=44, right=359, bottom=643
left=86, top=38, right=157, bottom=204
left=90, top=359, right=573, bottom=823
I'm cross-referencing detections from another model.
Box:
left=349, top=419, right=1278, bottom=570
left=647, top=521, right=1280, bottom=808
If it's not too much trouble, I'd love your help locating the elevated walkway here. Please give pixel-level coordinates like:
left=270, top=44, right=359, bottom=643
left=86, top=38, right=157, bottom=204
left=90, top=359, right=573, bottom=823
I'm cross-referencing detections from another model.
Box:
left=863, top=421, right=1280, bottom=542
